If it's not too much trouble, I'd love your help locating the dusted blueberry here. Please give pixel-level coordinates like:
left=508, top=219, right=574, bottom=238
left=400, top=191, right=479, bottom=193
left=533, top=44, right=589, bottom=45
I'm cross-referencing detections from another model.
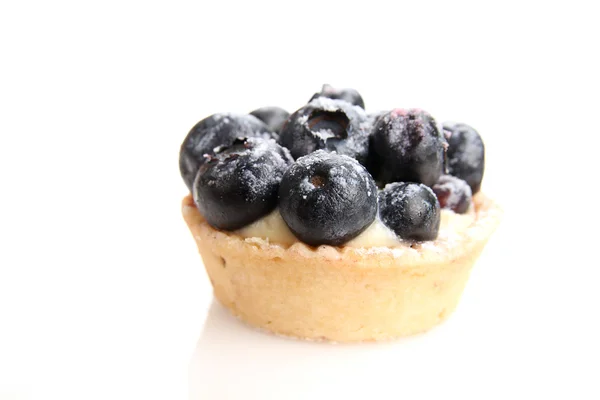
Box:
left=379, top=182, right=441, bottom=241
left=443, top=122, right=485, bottom=194
left=193, top=137, right=293, bottom=230
left=279, top=98, right=370, bottom=165
left=370, top=109, right=447, bottom=187
left=432, top=175, right=472, bottom=214
left=179, top=113, right=275, bottom=190
left=309, top=84, right=365, bottom=109
left=250, top=106, right=290, bottom=134
left=278, top=150, right=377, bottom=246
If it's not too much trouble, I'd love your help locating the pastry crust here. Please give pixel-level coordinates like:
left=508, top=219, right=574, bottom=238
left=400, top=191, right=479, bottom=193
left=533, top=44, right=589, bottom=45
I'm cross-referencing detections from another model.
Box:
left=182, top=193, right=502, bottom=342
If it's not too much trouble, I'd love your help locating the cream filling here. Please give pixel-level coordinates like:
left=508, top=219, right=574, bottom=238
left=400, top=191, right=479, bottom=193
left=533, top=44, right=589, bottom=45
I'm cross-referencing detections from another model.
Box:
left=235, top=206, right=476, bottom=248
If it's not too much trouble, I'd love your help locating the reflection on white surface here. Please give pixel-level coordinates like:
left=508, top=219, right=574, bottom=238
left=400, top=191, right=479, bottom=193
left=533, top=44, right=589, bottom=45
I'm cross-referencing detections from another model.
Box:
left=188, top=298, right=465, bottom=400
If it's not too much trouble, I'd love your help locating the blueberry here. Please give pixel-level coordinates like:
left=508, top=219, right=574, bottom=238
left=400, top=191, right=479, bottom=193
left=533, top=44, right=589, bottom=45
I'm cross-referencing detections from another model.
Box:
left=379, top=182, right=441, bottom=241
left=309, top=84, right=365, bottom=109
left=278, top=150, right=377, bottom=246
left=250, top=106, right=290, bottom=133
left=443, top=122, right=485, bottom=194
left=279, top=98, right=370, bottom=165
left=179, top=113, right=275, bottom=191
left=432, top=175, right=472, bottom=214
left=193, top=137, right=293, bottom=230
left=370, top=109, right=447, bottom=187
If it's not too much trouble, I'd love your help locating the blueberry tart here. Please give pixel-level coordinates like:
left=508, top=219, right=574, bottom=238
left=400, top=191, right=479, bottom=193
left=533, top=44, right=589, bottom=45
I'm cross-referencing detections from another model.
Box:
left=180, top=87, right=502, bottom=342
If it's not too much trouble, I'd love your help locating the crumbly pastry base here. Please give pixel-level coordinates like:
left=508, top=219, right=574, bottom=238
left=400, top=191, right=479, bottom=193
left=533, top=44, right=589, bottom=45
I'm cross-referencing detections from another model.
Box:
left=182, top=193, right=502, bottom=342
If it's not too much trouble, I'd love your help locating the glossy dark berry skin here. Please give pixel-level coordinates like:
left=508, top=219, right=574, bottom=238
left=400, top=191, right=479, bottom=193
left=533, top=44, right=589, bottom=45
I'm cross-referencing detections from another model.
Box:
left=279, top=98, right=370, bottom=165
left=278, top=150, right=377, bottom=246
left=250, top=106, right=290, bottom=133
left=378, top=182, right=441, bottom=241
left=193, top=137, right=293, bottom=231
left=309, top=84, right=365, bottom=109
left=432, top=175, right=472, bottom=214
left=179, top=113, right=275, bottom=190
left=370, top=109, right=447, bottom=187
left=442, top=122, right=485, bottom=194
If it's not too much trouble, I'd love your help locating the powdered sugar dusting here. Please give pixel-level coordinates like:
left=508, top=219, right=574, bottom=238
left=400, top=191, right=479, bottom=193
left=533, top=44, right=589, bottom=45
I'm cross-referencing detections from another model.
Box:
left=312, top=128, right=337, bottom=141
left=297, top=115, right=309, bottom=125
left=199, top=137, right=293, bottom=207
left=281, top=99, right=369, bottom=164
left=308, top=97, right=344, bottom=112
left=241, top=139, right=291, bottom=199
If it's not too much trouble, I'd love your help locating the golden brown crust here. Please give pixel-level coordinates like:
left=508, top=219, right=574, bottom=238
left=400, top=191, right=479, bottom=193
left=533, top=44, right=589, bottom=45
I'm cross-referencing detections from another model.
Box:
left=182, top=193, right=502, bottom=342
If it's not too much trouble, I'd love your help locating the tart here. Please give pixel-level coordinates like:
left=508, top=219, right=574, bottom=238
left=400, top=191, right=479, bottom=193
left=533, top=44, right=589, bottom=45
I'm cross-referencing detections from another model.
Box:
left=179, top=86, right=501, bottom=342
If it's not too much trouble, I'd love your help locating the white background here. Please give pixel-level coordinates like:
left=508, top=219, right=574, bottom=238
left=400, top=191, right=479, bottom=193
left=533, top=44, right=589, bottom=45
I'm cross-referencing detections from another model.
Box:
left=1, top=0, right=599, bottom=399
